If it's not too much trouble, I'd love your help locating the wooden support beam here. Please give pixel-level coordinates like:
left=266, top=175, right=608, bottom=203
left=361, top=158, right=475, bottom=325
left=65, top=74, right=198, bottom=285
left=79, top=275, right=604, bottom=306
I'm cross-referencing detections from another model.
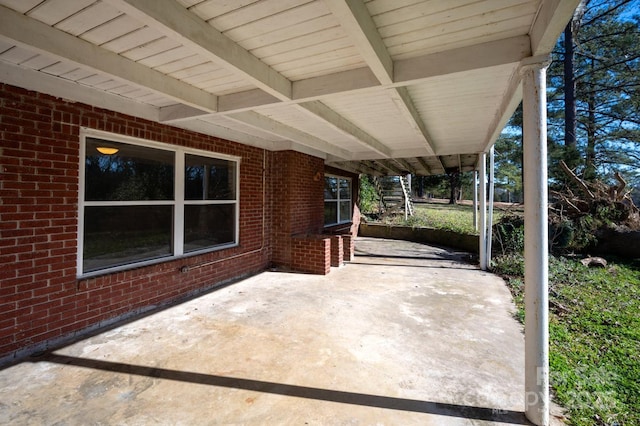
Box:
left=0, top=4, right=218, bottom=113
left=416, top=157, right=432, bottom=175
left=356, top=161, right=380, bottom=176
left=0, top=60, right=158, bottom=122
left=104, top=0, right=292, bottom=100
left=159, top=104, right=209, bottom=123
left=394, top=35, right=531, bottom=85
left=379, top=160, right=404, bottom=175
left=530, top=0, right=582, bottom=56
left=323, top=0, right=437, bottom=155
left=227, top=111, right=351, bottom=159
left=289, top=36, right=532, bottom=107
left=388, top=87, right=438, bottom=155
left=364, top=160, right=388, bottom=175
left=299, top=101, right=392, bottom=158
left=400, top=159, right=418, bottom=175
left=323, top=0, right=392, bottom=85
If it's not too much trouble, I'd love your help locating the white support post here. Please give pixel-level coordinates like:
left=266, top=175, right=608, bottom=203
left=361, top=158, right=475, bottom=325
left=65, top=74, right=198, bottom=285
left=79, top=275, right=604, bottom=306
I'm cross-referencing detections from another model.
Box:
left=521, top=56, right=551, bottom=426
left=486, top=146, right=495, bottom=267
left=473, top=170, right=478, bottom=231
left=478, top=153, right=487, bottom=270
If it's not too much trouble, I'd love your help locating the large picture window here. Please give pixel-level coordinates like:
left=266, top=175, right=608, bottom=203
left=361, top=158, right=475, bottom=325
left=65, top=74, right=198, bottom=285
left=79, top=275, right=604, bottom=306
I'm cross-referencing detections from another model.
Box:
left=78, top=132, right=239, bottom=276
left=324, top=175, right=352, bottom=226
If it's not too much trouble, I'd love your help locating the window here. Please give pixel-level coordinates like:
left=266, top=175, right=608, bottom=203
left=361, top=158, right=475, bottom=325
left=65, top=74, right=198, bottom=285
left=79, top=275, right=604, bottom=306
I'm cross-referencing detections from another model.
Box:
left=324, top=175, right=352, bottom=226
left=78, top=132, right=239, bottom=276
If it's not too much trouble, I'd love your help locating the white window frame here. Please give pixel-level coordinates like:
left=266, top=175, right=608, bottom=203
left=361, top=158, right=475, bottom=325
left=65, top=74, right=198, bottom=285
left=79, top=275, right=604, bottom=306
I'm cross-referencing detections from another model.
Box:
left=77, top=129, right=240, bottom=278
left=324, top=174, right=352, bottom=227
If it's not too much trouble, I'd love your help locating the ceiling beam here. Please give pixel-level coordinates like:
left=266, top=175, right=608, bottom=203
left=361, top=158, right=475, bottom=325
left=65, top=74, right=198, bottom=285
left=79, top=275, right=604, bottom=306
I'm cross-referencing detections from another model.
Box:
left=194, top=35, right=532, bottom=118
left=323, top=0, right=393, bottom=85
left=226, top=111, right=351, bottom=160
left=482, top=68, right=523, bottom=153
left=530, top=0, right=582, bottom=56
left=388, top=87, right=437, bottom=155
left=324, top=0, right=437, bottom=156
left=0, top=60, right=158, bottom=122
left=175, top=119, right=279, bottom=151
left=159, top=104, right=210, bottom=123
left=354, top=161, right=380, bottom=176
left=363, top=160, right=388, bottom=175
left=394, top=35, right=531, bottom=85
left=104, top=0, right=292, bottom=101
left=328, top=161, right=362, bottom=175
left=299, top=101, right=392, bottom=158
left=0, top=5, right=218, bottom=113
left=416, top=157, right=432, bottom=175
left=379, top=160, right=404, bottom=175
left=396, top=159, right=417, bottom=175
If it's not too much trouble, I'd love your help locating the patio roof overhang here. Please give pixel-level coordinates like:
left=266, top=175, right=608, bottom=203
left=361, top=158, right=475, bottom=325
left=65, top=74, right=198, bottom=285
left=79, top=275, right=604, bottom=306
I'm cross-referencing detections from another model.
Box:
left=0, top=0, right=579, bottom=176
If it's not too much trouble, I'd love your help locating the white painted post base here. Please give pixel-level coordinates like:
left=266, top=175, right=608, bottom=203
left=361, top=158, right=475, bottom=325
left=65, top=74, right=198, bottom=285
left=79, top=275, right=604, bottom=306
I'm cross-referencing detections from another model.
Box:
left=521, top=55, right=551, bottom=426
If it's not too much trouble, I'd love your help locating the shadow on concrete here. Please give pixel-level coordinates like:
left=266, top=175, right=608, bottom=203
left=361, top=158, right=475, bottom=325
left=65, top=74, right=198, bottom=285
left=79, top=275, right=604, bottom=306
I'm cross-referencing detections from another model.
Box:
left=354, top=252, right=465, bottom=262
left=39, top=353, right=532, bottom=425
left=350, top=261, right=474, bottom=270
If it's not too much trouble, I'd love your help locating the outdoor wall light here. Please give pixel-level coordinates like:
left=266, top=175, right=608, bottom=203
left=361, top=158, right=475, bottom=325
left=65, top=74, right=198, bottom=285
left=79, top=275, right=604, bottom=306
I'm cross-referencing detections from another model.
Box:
left=96, top=147, right=119, bottom=155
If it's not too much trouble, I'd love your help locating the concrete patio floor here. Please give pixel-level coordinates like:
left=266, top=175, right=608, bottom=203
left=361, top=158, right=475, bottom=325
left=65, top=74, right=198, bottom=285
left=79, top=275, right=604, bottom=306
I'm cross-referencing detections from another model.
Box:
left=1, top=237, right=539, bottom=425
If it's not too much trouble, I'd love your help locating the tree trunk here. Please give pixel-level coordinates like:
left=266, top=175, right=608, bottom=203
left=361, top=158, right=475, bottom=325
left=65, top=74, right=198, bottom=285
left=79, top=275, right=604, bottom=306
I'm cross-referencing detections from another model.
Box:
left=563, top=23, right=577, bottom=147
left=584, top=68, right=597, bottom=180
left=448, top=171, right=460, bottom=205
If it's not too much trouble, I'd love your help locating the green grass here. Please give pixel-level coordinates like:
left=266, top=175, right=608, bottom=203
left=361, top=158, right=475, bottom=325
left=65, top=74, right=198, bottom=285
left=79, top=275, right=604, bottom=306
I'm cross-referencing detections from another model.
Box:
left=378, top=202, right=503, bottom=235
left=494, top=255, right=640, bottom=425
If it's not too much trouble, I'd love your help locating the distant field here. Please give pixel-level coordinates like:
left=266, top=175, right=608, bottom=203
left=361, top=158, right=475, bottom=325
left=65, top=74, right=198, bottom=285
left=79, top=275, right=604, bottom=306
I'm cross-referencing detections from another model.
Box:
left=377, top=200, right=516, bottom=235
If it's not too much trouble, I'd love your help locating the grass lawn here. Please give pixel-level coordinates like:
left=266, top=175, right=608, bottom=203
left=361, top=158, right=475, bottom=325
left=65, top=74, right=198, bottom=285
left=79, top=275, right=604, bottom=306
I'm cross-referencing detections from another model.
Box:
left=494, top=255, right=640, bottom=425
left=368, top=202, right=640, bottom=425
left=377, top=200, right=512, bottom=235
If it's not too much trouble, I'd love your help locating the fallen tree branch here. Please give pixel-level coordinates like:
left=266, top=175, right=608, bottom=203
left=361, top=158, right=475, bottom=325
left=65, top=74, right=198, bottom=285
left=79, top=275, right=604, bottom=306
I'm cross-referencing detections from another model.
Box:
left=560, top=160, right=595, bottom=199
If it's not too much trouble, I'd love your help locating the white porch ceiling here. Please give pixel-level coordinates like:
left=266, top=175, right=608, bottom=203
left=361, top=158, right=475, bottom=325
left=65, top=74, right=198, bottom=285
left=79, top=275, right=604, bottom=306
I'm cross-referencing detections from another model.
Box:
left=0, top=0, right=579, bottom=175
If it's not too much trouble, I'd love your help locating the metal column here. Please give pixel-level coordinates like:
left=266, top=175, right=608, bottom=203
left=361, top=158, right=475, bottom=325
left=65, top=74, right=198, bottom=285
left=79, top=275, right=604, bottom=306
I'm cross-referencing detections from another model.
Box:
left=521, top=55, right=551, bottom=426
left=478, top=153, right=487, bottom=270
left=486, top=146, right=495, bottom=267
left=473, top=170, right=478, bottom=231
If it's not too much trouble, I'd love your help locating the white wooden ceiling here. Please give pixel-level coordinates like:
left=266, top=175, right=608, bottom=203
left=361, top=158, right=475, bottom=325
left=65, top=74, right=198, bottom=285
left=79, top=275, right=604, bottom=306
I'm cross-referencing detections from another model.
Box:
left=0, top=0, right=579, bottom=175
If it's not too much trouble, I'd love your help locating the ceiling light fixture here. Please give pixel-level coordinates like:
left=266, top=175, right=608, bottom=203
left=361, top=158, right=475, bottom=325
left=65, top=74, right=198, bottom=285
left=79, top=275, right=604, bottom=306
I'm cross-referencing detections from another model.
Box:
left=96, top=147, right=119, bottom=155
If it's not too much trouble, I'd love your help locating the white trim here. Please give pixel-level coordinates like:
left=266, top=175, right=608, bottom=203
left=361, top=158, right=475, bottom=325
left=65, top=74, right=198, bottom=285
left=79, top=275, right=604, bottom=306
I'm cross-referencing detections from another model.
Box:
left=174, top=151, right=185, bottom=257
left=77, top=137, right=87, bottom=277
left=77, top=128, right=240, bottom=277
left=323, top=174, right=353, bottom=227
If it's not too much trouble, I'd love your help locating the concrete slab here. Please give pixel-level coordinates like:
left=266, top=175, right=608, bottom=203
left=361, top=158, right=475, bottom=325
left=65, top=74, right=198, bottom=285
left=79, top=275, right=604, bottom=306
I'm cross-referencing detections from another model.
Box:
left=0, top=237, right=534, bottom=425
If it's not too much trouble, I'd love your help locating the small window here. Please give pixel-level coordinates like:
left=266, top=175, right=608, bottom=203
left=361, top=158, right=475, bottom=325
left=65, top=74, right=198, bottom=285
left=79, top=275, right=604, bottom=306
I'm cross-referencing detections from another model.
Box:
left=324, top=175, right=351, bottom=226
left=79, top=133, right=239, bottom=276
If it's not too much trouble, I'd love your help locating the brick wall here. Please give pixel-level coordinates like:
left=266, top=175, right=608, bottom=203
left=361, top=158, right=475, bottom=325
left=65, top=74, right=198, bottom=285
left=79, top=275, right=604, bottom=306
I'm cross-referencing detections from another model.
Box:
left=270, top=151, right=325, bottom=268
left=0, top=83, right=285, bottom=363
left=291, top=235, right=331, bottom=275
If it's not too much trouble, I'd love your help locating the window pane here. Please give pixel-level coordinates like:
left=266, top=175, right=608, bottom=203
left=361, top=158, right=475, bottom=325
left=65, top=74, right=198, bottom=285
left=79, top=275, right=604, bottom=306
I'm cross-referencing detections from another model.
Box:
left=324, top=177, right=337, bottom=199
left=339, top=179, right=351, bottom=199
left=85, top=138, right=174, bottom=201
left=83, top=205, right=172, bottom=273
left=185, top=155, right=236, bottom=200
left=324, top=201, right=337, bottom=225
left=184, top=204, right=235, bottom=252
left=339, top=201, right=351, bottom=223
